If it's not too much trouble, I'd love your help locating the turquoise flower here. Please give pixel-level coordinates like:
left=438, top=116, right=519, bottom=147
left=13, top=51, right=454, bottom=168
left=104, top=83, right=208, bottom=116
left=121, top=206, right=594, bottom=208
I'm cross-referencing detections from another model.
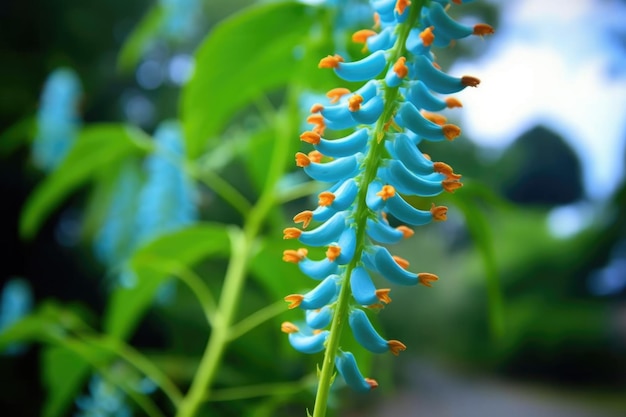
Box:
left=32, top=68, right=82, bottom=171
left=283, top=0, right=492, bottom=392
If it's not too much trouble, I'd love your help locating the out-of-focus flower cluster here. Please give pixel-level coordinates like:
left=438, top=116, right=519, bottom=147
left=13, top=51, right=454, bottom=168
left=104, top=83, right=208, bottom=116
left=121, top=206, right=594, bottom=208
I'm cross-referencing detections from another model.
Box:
left=282, top=0, right=492, bottom=391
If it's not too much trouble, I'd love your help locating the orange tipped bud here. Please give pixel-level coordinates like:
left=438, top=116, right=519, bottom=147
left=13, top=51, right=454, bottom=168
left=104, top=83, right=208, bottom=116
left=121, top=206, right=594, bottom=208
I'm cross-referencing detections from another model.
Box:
left=445, top=97, right=463, bottom=108
left=310, top=103, right=324, bottom=113
left=307, top=114, right=324, bottom=125
left=422, top=152, right=431, bottom=161
left=300, top=131, right=321, bottom=145
left=442, top=179, right=463, bottom=193
left=442, top=124, right=461, bottom=141
left=430, top=204, right=448, bottom=221
left=318, top=54, right=344, bottom=69
left=326, top=245, right=341, bottom=261
left=295, top=152, right=310, bottom=167
left=308, top=150, right=323, bottom=163
left=284, top=294, right=304, bottom=309
left=373, top=12, right=380, bottom=29
left=365, top=378, right=379, bottom=389
left=283, top=227, right=302, bottom=239
left=396, top=225, right=414, bottom=238
left=293, top=210, right=313, bottom=228
left=348, top=94, right=364, bottom=112
left=388, top=340, right=407, bottom=356
left=281, top=321, right=300, bottom=333
left=420, top=26, right=435, bottom=47
left=393, top=56, right=408, bottom=78
left=433, top=161, right=462, bottom=180
left=375, top=288, right=392, bottom=304
left=395, top=0, right=411, bottom=15
left=318, top=191, right=336, bottom=207
left=352, top=29, right=377, bottom=43
left=418, top=272, right=439, bottom=288
left=473, top=23, right=495, bottom=37
left=326, top=87, right=351, bottom=104
left=376, top=184, right=396, bottom=200
left=393, top=255, right=410, bottom=269
left=422, top=111, right=447, bottom=125
left=461, top=76, right=480, bottom=87
left=282, top=248, right=308, bottom=263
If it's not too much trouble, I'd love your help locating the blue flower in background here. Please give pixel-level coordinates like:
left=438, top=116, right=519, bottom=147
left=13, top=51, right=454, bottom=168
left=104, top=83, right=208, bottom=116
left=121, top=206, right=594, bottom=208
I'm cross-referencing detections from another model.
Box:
left=136, top=120, right=197, bottom=245
left=94, top=161, right=144, bottom=265
left=75, top=376, right=132, bottom=417
left=32, top=68, right=82, bottom=171
left=0, top=278, right=33, bottom=355
left=159, top=0, right=203, bottom=43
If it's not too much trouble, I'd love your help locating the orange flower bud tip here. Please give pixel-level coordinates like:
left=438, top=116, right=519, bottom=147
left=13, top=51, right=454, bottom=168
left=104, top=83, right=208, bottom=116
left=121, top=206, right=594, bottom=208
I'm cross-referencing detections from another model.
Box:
left=420, top=26, right=435, bottom=47
left=283, top=227, right=302, bottom=239
left=376, top=184, right=396, bottom=200
left=293, top=210, right=313, bottom=228
left=388, top=340, right=407, bottom=356
left=395, top=0, right=411, bottom=15
left=473, top=23, right=495, bottom=37
left=284, top=294, right=304, bottom=309
left=442, top=124, right=461, bottom=141
left=433, top=161, right=461, bottom=179
left=422, top=152, right=432, bottom=161
left=367, top=303, right=385, bottom=310
left=307, top=114, right=324, bottom=125
left=308, top=150, right=323, bottom=163
left=445, top=97, right=463, bottom=108
left=373, top=12, right=380, bottom=29
left=422, top=111, right=447, bottom=125
left=365, top=378, right=379, bottom=390
left=430, top=204, right=448, bottom=221
left=326, top=87, right=351, bottom=104
left=295, top=152, right=310, bottom=167
left=318, top=54, right=344, bottom=69
left=348, top=94, right=364, bottom=112
left=352, top=29, right=377, bottom=44
left=326, top=245, right=341, bottom=261
left=312, top=125, right=326, bottom=135
left=375, top=288, right=392, bottom=304
left=462, top=76, right=480, bottom=87
left=442, top=179, right=463, bottom=193
left=310, top=103, right=324, bottom=113
left=282, top=248, right=308, bottom=263
left=393, top=56, right=408, bottom=78
left=300, top=131, right=321, bottom=145
left=433, top=61, right=442, bottom=70
left=281, top=321, right=300, bottom=333
left=396, top=225, right=414, bottom=238
left=393, top=255, right=410, bottom=269
left=318, top=191, right=336, bottom=207
left=418, top=272, right=439, bottom=288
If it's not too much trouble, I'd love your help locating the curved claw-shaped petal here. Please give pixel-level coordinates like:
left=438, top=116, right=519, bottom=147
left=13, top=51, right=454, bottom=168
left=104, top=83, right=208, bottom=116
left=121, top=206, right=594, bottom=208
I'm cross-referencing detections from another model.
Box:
left=385, top=193, right=435, bottom=226
left=335, top=351, right=378, bottom=392
left=392, top=133, right=435, bottom=175
left=306, top=306, right=333, bottom=329
left=315, top=129, right=370, bottom=158
left=299, top=257, right=339, bottom=280
left=334, top=50, right=388, bottom=82
left=351, top=95, right=385, bottom=125
left=349, top=309, right=406, bottom=355
left=379, top=160, right=443, bottom=197
left=350, top=266, right=382, bottom=306
left=288, top=330, right=329, bottom=354
left=285, top=274, right=340, bottom=310
left=303, top=154, right=362, bottom=183
left=330, top=227, right=357, bottom=265
left=287, top=212, right=347, bottom=246
left=413, top=55, right=480, bottom=94
left=406, top=80, right=449, bottom=112
left=366, top=217, right=405, bottom=244
left=367, top=245, right=418, bottom=286
left=398, top=102, right=460, bottom=142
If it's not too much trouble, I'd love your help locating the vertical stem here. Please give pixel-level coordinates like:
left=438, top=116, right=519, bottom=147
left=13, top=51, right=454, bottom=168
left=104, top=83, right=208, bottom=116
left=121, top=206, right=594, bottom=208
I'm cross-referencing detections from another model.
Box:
left=176, top=89, right=296, bottom=417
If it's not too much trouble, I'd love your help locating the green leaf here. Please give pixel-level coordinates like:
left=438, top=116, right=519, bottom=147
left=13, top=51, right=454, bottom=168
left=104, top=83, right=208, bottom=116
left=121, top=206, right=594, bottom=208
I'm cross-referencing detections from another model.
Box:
left=104, top=223, right=230, bottom=339
left=0, top=116, right=35, bottom=158
left=181, top=1, right=316, bottom=158
left=19, top=124, right=151, bottom=240
left=450, top=182, right=504, bottom=340
left=41, top=346, right=91, bottom=417
left=117, top=5, right=165, bottom=73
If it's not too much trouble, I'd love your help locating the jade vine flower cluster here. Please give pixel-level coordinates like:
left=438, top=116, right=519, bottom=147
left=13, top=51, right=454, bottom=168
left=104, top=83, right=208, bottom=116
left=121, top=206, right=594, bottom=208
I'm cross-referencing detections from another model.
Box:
left=282, top=0, right=492, bottom=392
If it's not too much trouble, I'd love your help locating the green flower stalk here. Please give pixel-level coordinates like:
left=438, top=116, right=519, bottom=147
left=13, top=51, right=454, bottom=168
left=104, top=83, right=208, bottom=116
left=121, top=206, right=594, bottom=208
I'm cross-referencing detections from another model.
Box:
left=282, top=0, right=493, bottom=415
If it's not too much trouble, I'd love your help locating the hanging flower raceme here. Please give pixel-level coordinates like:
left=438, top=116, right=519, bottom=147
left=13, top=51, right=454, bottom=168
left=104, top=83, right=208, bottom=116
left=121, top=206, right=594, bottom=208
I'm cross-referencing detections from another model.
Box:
left=282, top=0, right=493, bottom=393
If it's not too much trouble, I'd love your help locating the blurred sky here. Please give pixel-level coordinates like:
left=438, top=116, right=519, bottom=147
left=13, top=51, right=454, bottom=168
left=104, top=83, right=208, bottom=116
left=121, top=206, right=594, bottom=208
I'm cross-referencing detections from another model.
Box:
left=453, top=0, right=626, bottom=201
